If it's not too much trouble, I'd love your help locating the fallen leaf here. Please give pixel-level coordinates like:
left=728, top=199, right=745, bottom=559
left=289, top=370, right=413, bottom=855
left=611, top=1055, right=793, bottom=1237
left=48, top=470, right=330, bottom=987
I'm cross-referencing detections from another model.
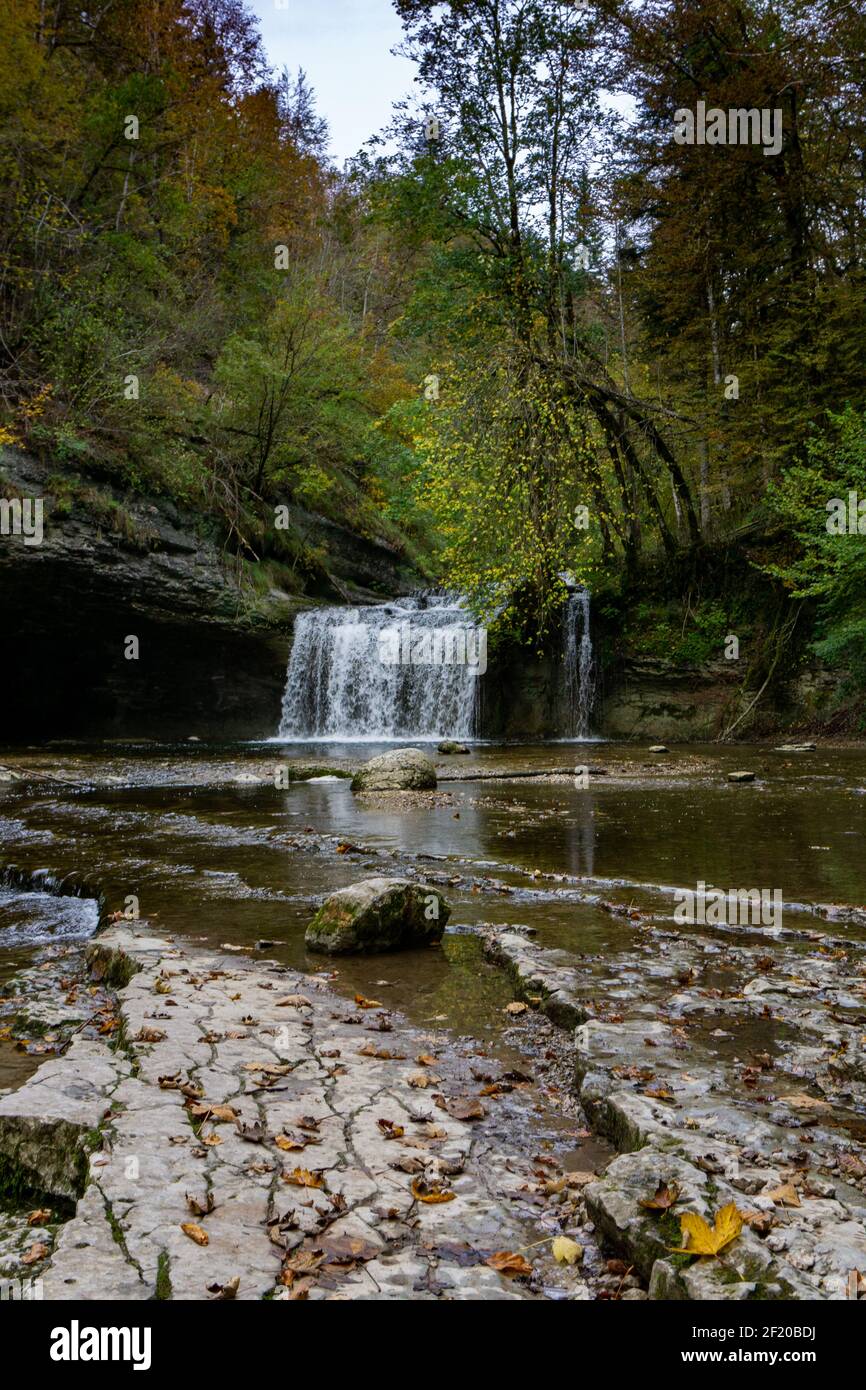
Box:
left=357, top=1042, right=406, bottom=1059
left=281, top=1168, right=324, bottom=1189
left=27, top=1209, right=53, bottom=1226
left=21, top=1242, right=49, bottom=1265
left=443, top=1096, right=484, bottom=1121
left=208, top=1276, right=240, bottom=1300
left=134, top=1027, right=166, bottom=1043
left=181, top=1222, right=209, bottom=1247
left=741, top=1210, right=774, bottom=1235
left=504, top=1002, right=528, bottom=1016
left=276, top=995, right=313, bottom=1008
left=551, top=1236, right=583, bottom=1266
left=275, top=1132, right=318, bottom=1152
left=639, top=1181, right=681, bottom=1211
left=354, top=993, right=384, bottom=1010
left=765, top=1183, right=801, bottom=1208
left=485, top=1250, right=532, bottom=1276
left=669, top=1203, right=743, bottom=1257
left=411, top=1177, right=456, bottom=1204
left=317, top=1235, right=380, bottom=1264
left=185, top=1192, right=215, bottom=1217
left=377, top=1118, right=405, bottom=1140
left=786, top=1093, right=832, bottom=1111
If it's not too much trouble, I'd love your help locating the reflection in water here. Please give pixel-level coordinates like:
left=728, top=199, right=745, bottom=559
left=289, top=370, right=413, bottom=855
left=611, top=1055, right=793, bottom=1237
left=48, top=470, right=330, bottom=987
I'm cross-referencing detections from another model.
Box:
left=1, top=743, right=865, bottom=1039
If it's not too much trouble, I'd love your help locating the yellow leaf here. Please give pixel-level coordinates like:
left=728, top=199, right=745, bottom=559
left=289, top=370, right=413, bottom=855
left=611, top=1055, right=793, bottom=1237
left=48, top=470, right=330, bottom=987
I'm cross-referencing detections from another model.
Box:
left=181, top=1222, right=209, bottom=1247
left=669, top=1202, right=743, bottom=1257
left=281, top=1167, right=323, bottom=1188
left=411, top=1177, right=456, bottom=1204
left=551, top=1236, right=583, bottom=1265
left=765, top=1183, right=801, bottom=1208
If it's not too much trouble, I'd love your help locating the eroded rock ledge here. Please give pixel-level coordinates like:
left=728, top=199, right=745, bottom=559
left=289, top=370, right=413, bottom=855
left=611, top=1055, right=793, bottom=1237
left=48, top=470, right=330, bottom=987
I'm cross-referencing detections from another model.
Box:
left=481, top=925, right=866, bottom=1299
left=0, top=924, right=598, bottom=1302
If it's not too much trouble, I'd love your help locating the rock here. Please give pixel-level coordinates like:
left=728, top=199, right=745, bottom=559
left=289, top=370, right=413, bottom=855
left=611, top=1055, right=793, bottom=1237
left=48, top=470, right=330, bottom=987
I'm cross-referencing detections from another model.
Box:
left=728, top=770, right=756, bottom=783
left=648, top=745, right=668, bottom=754
left=305, top=877, right=449, bottom=954
left=285, top=764, right=352, bottom=781
left=351, top=748, right=437, bottom=792
left=437, top=741, right=470, bottom=755
left=775, top=743, right=816, bottom=752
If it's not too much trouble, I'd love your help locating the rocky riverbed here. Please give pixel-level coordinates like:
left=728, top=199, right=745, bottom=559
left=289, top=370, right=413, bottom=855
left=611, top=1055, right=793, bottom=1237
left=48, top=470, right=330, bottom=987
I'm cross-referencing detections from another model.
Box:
left=2, top=740, right=866, bottom=1300
left=0, top=923, right=611, bottom=1302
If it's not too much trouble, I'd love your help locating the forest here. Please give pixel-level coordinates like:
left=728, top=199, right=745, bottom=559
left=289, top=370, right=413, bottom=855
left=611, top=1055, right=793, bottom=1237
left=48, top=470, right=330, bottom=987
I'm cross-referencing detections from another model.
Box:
left=1, top=0, right=865, bottom=700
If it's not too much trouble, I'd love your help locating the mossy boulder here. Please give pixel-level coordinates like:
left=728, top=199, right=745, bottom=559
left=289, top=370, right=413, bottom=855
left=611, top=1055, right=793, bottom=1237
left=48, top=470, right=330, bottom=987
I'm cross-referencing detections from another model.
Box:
left=437, top=741, right=470, bottom=754
left=305, top=877, right=449, bottom=954
left=350, top=748, right=436, bottom=792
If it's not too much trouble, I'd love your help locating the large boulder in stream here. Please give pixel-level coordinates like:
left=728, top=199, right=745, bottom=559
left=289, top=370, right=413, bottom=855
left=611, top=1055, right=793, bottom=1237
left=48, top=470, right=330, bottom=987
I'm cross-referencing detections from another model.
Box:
left=351, top=747, right=437, bottom=792
left=305, top=877, right=450, bottom=954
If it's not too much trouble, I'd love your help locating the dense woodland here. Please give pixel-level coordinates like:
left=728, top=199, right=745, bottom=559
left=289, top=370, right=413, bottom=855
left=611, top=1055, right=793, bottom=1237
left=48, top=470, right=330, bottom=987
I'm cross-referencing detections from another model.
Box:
left=1, top=1, right=865, bottom=707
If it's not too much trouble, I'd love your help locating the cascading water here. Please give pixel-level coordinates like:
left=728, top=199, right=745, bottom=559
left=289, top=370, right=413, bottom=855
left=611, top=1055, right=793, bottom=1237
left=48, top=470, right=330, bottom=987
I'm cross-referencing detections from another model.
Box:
left=278, top=595, right=484, bottom=740
left=562, top=588, right=595, bottom=738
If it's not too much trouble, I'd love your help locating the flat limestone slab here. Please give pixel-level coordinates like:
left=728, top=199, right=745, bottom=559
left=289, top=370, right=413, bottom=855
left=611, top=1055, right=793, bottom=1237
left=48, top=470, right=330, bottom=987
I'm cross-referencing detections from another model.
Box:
left=9, top=924, right=591, bottom=1302
left=0, top=1039, right=129, bottom=1200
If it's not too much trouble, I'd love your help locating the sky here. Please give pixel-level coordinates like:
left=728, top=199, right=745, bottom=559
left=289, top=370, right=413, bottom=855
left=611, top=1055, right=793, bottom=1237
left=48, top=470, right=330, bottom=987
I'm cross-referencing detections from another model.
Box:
left=249, top=0, right=417, bottom=166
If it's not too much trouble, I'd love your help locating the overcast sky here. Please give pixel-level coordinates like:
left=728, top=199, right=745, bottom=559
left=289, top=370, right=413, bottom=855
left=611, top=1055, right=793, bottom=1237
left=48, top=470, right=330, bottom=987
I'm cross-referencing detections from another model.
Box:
left=249, top=0, right=416, bottom=166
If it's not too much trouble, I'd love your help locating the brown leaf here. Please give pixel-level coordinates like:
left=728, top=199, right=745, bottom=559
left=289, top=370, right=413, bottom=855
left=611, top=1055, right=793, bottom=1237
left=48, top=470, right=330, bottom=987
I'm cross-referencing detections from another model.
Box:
left=485, top=1250, right=532, bottom=1276
left=207, top=1104, right=237, bottom=1124
left=21, top=1242, right=49, bottom=1265
left=281, top=1167, right=324, bottom=1189
left=208, top=1276, right=240, bottom=1300
left=134, top=1027, right=166, bottom=1043
left=185, top=1191, right=215, bottom=1217
left=235, top=1117, right=268, bottom=1143
left=275, top=1132, right=318, bottom=1152
left=444, top=1095, right=485, bottom=1121
left=765, top=1183, right=801, bottom=1207
left=408, top=1071, right=439, bottom=1088
left=354, top=993, right=384, bottom=1009
left=27, top=1209, right=53, bottom=1227
left=639, top=1181, right=681, bottom=1211
left=411, top=1177, right=456, bottom=1204
left=317, top=1235, right=380, bottom=1264
left=181, top=1222, right=209, bottom=1247
left=357, top=1041, right=406, bottom=1059
left=377, top=1118, right=405, bottom=1140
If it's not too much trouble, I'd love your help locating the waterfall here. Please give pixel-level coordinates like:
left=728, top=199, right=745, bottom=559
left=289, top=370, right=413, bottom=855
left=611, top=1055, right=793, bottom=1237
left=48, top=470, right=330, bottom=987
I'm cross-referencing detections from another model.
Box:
left=562, top=588, right=595, bottom=738
left=278, top=595, right=484, bottom=741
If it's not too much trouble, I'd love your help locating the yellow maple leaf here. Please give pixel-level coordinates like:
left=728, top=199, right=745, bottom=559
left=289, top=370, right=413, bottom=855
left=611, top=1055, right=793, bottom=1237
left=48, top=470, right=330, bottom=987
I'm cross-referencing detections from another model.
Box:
left=669, top=1202, right=743, bottom=1257
left=551, top=1236, right=583, bottom=1265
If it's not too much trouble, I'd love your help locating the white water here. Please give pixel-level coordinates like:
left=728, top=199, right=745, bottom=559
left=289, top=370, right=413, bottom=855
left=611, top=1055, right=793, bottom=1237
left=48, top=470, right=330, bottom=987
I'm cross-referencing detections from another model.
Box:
left=562, top=589, right=595, bottom=738
left=278, top=595, right=483, bottom=741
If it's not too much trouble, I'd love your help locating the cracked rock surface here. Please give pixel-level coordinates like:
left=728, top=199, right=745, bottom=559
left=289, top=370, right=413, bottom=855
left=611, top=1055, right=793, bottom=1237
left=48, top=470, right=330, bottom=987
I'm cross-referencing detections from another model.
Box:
left=482, top=923, right=866, bottom=1299
left=3, top=925, right=597, bottom=1301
